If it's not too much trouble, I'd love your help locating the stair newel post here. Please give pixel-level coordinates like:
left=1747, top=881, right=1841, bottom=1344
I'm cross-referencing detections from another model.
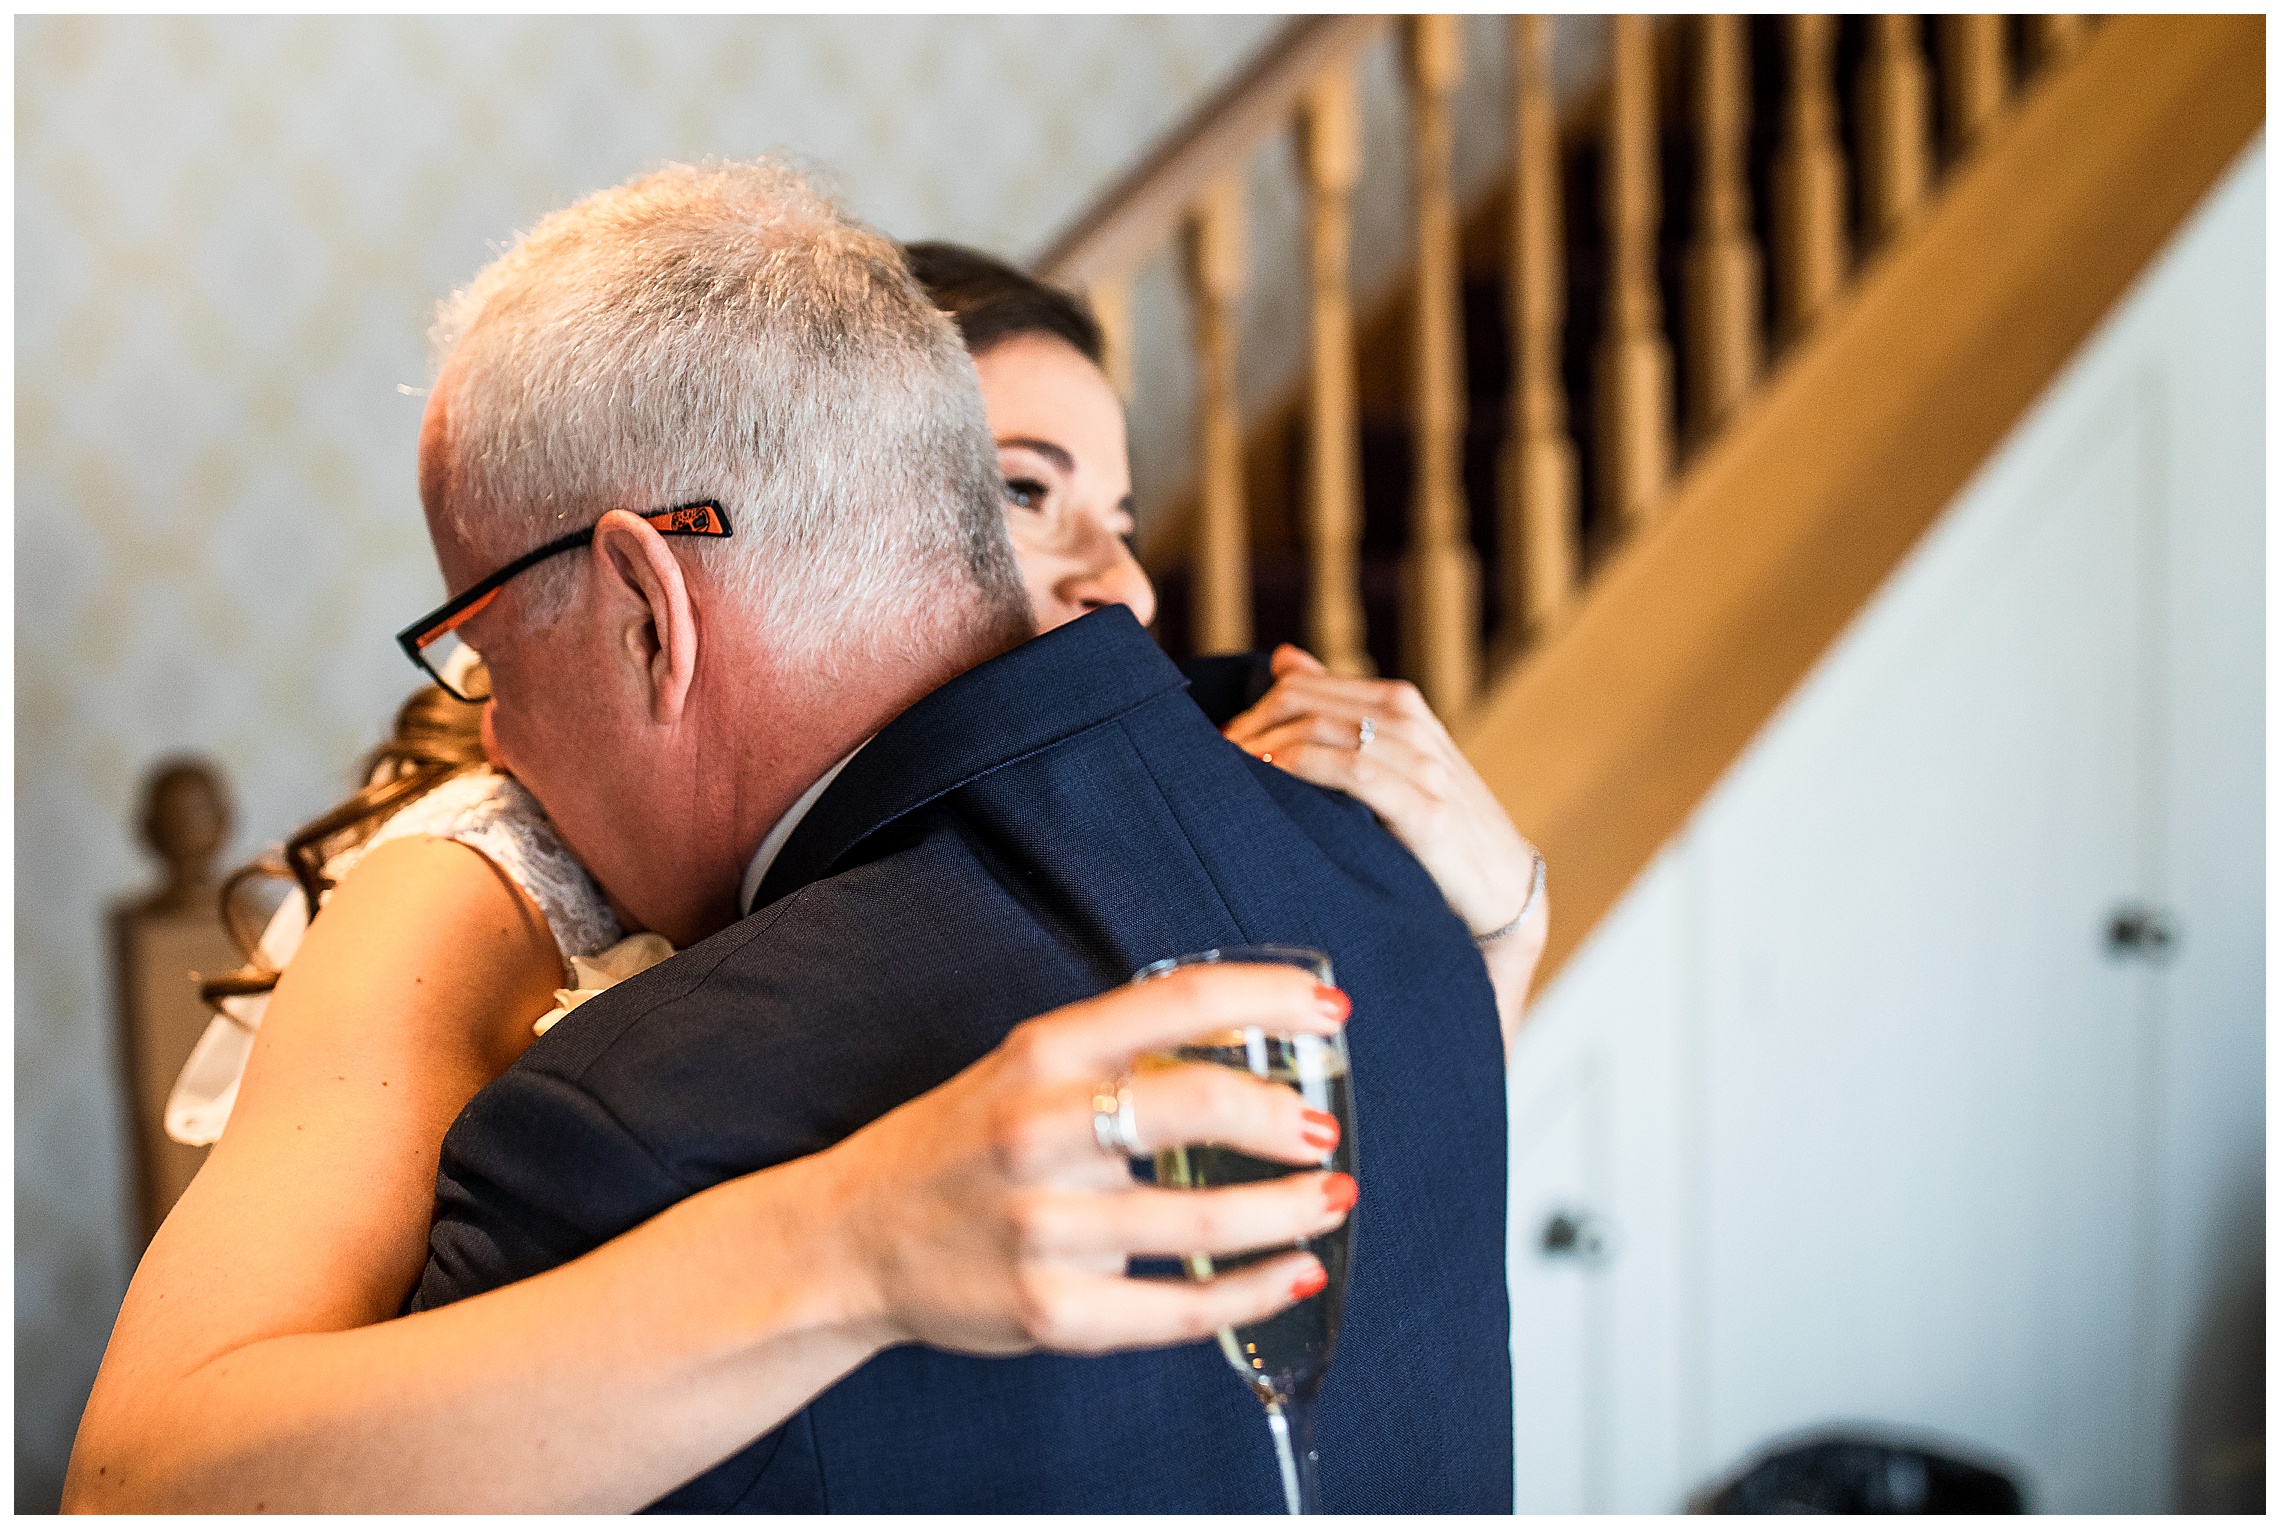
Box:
left=1860, top=16, right=1932, bottom=248
left=1503, top=13, right=1579, bottom=651
left=2028, top=16, right=2088, bottom=76
left=1774, top=14, right=1849, bottom=345
left=1942, top=15, right=2012, bottom=156
left=1402, top=13, right=1480, bottom=718
left=1182, top=174, right=1252, bottom=656
left=1298, top=63, right=1373, bottom=678
left=1088, top=271, right=1135, bottom=401
left=1684, top=14, right=1763, bottom=445
left=1597, top=13, right=1675, bottom=538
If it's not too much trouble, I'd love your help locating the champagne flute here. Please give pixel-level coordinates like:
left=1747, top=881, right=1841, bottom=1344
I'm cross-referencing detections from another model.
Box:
left=1134, top=945, right=1356, bottom=1515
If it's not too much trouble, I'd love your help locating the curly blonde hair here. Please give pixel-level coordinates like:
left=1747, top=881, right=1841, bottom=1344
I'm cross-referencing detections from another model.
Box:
left=198, top=681, right=488, bottom=1006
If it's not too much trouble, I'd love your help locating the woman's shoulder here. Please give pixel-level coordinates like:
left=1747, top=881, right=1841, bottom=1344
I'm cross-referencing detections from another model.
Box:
left=165, top=768, right=619, bottom=1147
left=347, top=767, right=623, bottom=966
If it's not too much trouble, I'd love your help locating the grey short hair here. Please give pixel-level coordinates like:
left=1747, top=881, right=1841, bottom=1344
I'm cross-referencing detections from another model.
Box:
left=428, top=157, right=1031, bottom=675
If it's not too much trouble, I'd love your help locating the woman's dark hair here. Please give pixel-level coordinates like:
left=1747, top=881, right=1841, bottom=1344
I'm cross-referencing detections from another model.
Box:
left=903, top=241, right=1104, bottom=366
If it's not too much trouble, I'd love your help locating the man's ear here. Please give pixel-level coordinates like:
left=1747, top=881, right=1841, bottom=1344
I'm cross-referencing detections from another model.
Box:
left=590, top=509, right=699, bottom=726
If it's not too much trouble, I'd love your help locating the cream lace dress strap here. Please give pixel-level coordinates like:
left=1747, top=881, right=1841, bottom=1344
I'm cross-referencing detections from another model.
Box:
left=163, top=767, right=625, bottom=1147
left=342, top=768, right=623, bottom=971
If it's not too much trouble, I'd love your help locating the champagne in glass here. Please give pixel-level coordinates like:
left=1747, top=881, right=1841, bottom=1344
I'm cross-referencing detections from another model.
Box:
left=1135, top=945, right=1356, bottom=1515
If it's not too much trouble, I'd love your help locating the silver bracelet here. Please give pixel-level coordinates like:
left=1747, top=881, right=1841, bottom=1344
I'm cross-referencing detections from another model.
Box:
left=1472, top=849, right=1545, bottom=948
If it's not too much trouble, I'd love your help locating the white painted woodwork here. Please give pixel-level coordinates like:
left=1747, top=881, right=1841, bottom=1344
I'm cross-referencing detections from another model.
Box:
left=1507, top=142, right=2264, bottom=1514
left=1509, top=863, right=1689, bottom=1511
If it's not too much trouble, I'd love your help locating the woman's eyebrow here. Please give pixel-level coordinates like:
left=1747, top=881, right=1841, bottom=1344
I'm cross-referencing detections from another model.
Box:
left=996, top=436, right=1075, bottom=474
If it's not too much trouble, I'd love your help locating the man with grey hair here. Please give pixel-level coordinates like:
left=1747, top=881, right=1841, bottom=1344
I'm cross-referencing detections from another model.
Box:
left=411, top=159, right=1512, bottom=1511
left=417, top=160, right=1032, bottom=946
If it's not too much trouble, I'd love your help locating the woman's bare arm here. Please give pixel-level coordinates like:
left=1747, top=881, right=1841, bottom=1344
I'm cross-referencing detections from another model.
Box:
left=65, top=841, right=1351, bottom=1512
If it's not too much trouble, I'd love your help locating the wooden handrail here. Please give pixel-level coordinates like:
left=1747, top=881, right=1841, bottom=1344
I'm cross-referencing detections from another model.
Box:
left=1034, top=15, right=1388, bottom=293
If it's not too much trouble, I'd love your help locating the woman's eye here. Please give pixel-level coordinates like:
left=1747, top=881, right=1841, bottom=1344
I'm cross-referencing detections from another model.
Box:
left=1004, top=477, right=1049, bottom=512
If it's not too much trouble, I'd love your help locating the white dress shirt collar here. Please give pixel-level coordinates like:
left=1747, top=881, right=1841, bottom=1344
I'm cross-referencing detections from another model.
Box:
left=739, top=744, right=865, bottom=917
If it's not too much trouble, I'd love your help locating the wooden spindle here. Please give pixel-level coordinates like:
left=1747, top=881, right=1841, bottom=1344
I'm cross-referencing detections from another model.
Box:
left=1403, top=13, right=1480, bottom=717
left=1684, top=14, right=1762, bottom=443
left=1597, top=13, right=1674, bottom=535
left=1860, top=15, right=1932, bottom=247
left=1942, top=14, right=2011, bottom=156
left=1183, top=174, right=1251, bottom=654
left=1503, top=13, right=1578, bottom=647
left=1088, top=271, right=1135, bottom=399
left=1774, top=14, right=1849, bottom=344
left=2028, top=15, right=2087, bottom=76
left=1298, top=63, right=1372, bottom=677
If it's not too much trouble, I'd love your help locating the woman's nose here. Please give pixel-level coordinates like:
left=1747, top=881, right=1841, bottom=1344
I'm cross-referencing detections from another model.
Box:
left=1065, top=529, right=1158, bottom=629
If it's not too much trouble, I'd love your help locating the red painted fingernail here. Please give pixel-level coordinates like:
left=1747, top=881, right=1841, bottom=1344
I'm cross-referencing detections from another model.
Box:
left=1300, top=1109, right=1341, bottom=1152
left=1322, top=1172, right=1359, bottom=1214
left=1314, top=984, right=1350, bottom=1022
left=1290, top=1263, right=1329, bottom=1300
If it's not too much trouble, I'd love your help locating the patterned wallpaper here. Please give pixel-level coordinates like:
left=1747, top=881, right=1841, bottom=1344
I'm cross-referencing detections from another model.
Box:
left=12, top=14, right=1283, bottom=1507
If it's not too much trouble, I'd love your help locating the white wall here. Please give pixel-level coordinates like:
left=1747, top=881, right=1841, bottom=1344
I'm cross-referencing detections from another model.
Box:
left=1506, top=140, right=2265, bottom=1513
left=12, top=17, right=1285, bottom=1510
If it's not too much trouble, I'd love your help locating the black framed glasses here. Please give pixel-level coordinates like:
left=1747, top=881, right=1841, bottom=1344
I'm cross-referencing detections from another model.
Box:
left=395, top=501, right=733, bottom=702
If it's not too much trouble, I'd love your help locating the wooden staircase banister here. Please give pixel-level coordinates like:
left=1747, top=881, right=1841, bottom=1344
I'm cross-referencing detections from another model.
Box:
left=1023, top=14, right=2258, bottom=990
left=1034, top=15, right=1388, bottom=292
left=1459, top=13, right=2265, bottom=984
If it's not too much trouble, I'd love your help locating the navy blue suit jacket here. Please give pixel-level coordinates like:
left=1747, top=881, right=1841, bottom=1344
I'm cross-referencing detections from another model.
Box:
left=412, top=607, right=1511, bottom=1512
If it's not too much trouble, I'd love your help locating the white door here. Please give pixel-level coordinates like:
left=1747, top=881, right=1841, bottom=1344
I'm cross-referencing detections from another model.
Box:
left=1691, top=374, right=2153, bottom=1512
left=1509, top=858, right=1688, bottom=1513
left=1505, top=143, right=2262, bottom=1514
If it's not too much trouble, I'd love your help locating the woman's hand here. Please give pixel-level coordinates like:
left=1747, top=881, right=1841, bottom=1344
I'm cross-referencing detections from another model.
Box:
left=1222, top=645, right=1547, bottom=1052
left=65, top=961, right=1357, bottom=1514
left=824, top=962, right=1354, bottom=1356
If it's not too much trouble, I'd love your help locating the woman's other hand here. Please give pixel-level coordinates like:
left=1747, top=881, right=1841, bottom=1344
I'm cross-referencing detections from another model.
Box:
left=1222, top=644, right=1547, bottom=1052
left=824, top=963, right=1353, bottom=1357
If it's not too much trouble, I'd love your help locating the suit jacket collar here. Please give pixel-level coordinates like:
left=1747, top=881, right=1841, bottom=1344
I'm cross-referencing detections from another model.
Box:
left=752, top=606, right=1187, bottom=912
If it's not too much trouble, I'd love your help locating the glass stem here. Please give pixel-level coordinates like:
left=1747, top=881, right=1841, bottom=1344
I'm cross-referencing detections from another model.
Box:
left=1263, top=1393, right=1323, bottom=1514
